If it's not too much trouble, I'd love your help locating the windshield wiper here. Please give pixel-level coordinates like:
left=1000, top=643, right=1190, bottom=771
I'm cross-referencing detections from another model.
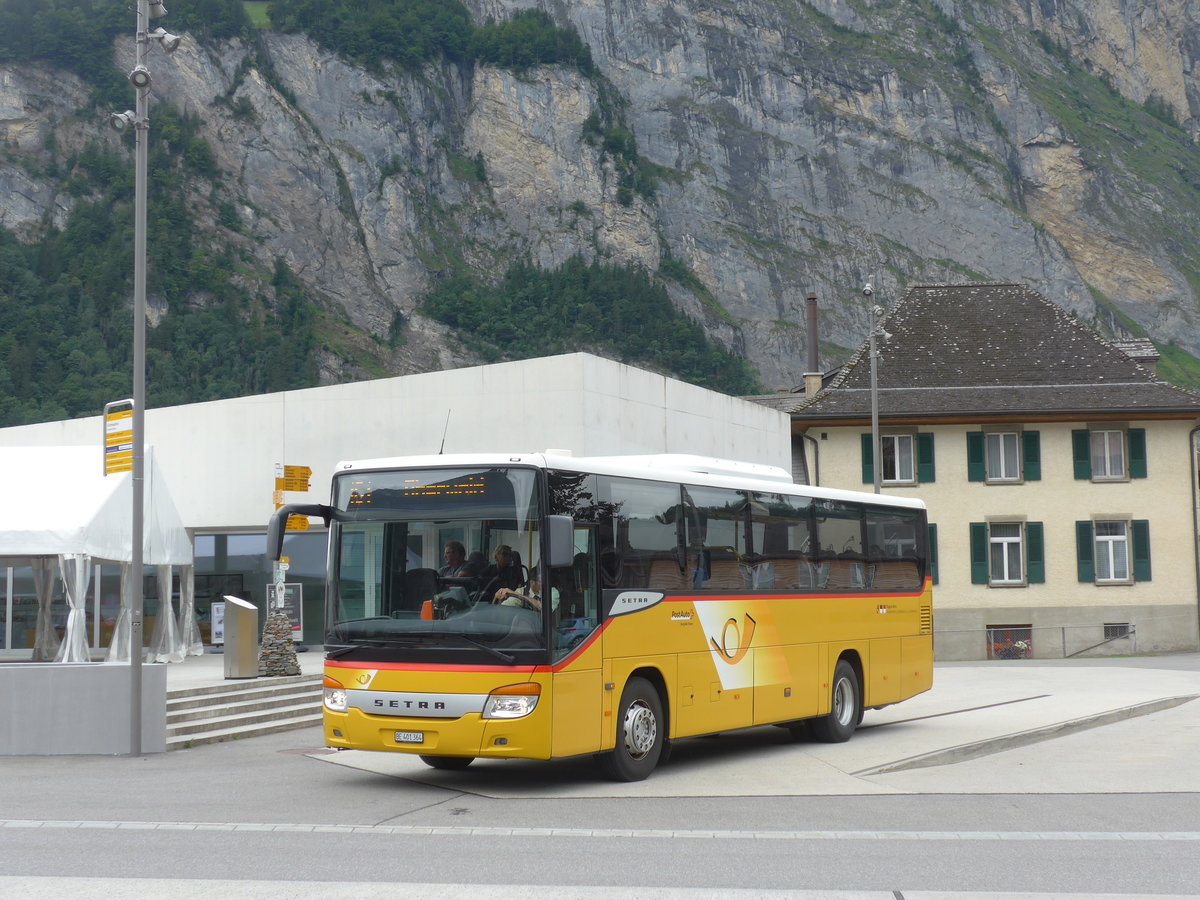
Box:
left=454, top=634, right=517, bottom=664
left=326, top=635, right=516, bottom=664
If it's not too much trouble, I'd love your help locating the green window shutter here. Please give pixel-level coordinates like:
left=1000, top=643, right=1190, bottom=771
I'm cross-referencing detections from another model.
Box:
left=1132, top=519, right=1151, bottom=581
left=860, top=433, right=874, bottom=485
left=1071, top=430, right=1091, bottom=479
left=966, top=432, right=985, bottom=482
left=1128, top=429, right=1147, bottom=479
left=969, top=522, right=988, bottom=584
left=927, top=523, right=939, bottom=585
left=1075, top=521, right=1095, bottom=583
left=1022, top=431, right=1041, bottom=481
left=1026, top=521, right=1045, bottom=584
left=916, top=432, right=936, bottom=483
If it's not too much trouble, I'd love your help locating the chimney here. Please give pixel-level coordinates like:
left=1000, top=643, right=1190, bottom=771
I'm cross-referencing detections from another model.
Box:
left=803, top=293, right=823, bottom=395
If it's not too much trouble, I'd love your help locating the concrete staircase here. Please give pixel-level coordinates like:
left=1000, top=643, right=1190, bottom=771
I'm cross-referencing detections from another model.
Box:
left=166, top=673, right=323, bottom=750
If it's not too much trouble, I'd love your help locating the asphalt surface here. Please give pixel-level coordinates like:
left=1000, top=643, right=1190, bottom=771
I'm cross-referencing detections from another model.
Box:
left=2, top=652, right=1198, bottom=897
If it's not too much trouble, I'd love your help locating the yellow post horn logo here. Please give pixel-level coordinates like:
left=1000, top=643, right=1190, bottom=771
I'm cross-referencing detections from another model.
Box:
left=709, top=614, right=756, bottom=665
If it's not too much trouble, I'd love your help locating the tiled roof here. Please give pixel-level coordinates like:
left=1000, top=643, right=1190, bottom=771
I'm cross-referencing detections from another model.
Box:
left=773, top=283, right=1200, bottom=420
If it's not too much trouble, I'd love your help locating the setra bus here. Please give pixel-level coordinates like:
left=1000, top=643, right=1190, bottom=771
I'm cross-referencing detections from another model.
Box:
left=268, top=451, right=933, bottom=781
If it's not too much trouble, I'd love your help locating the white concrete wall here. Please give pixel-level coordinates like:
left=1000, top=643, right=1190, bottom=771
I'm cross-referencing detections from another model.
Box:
left=0, top=354, right=790, bottom=531
left=0, top=662, right=166, bottom=754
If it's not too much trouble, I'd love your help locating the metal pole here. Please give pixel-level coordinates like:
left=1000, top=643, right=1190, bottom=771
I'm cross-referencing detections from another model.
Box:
left=869, top=305, right=881, bottom=494
left=129, top=0, right=150, bottom=756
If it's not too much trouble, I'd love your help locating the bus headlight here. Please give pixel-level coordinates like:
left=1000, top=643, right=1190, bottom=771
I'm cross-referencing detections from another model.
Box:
left=323, top=675, right=348, bottom=712
left=482, top=682, right=541, bottom=719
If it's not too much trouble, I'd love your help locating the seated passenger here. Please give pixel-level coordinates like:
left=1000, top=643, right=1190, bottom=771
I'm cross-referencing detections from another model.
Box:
left=439, top=541, right=470, bottom=577
left=482, top=545, right=525, bottom=591
left=495, top=574, right=559, bottom=613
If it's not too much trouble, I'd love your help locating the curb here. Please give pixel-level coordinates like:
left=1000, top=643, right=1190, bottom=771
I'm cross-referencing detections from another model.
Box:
left=852, top=694, right=1200, bottom=776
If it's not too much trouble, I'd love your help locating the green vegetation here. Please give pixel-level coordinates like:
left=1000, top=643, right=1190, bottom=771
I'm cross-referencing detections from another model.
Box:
left=420, top=257, right=760, bottom=396
left=242, top=1, right=271, bottom=29
left=267, top=0, right=472, bottom=71
left=0, top=109, right=318, bottom=427
left=266, top=0, right=594, bottom=77
left=472, top=9, right=594, bottom=75
left=1153, top=343, right=1200, bottom=391
left=0, top=0, right=249, bottom=104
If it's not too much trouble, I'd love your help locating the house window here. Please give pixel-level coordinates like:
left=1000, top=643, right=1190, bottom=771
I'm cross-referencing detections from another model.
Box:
left=1091, top=430, right=1125, bottom=479
left=966, top=431, right=1040, bottom=483
left=1076, top=519, right=1151, bottom=583
left=970, top=521, right=1044, bottom=586
left=1072, top=428, right=1146, bottom=481
left=1094, top=521, right=1130, bottom=582
left=1103, top=623, right=1131, bottom=641
left=862, top=433, right=935, bottom=485
left=881, top=434, right=914, bottom=483
left=988, top=624, right=1032, bottom=659
left=988, top=523, right=1024, bottom=584
left=986, top=432, right=1020, bottom=481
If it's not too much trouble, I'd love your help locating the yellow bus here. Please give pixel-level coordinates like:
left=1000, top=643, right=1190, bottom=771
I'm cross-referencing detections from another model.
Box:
left=269, top=452, right=933, bottom=781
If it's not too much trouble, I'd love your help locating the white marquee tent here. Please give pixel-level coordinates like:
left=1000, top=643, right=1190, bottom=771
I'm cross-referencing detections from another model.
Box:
left=0, top=445, right=197, bottom=663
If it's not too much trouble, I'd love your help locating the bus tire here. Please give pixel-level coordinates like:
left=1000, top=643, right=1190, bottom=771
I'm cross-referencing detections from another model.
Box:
left=598, top=677, right=664, bottom=781
left=419, top=754, right=474, bottom=770
left=810, top=659, right=861, bottom=743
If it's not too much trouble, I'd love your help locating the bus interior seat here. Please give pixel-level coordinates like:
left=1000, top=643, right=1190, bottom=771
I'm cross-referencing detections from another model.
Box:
left=403, top=568, right=440, bottom=610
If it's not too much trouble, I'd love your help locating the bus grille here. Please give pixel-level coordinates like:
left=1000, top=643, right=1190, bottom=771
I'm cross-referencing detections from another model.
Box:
left=919, top=605, right=933, bottom=635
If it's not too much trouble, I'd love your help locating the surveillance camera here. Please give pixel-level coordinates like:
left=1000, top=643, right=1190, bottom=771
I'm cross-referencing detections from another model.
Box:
left=109, top=110, right=136, bottom=132
left=151, top=27, right=182, bottom=53
left=862, top=283, right=873, bottom=297
left=129, top=65, right=152, bottom=89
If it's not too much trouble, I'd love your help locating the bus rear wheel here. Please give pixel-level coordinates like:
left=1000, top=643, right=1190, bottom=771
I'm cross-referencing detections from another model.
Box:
left=810, top=659, right=861, bottom=743
left=597, top=677, right=664, bottom=782
left=419, top=754, right=474, bottom=770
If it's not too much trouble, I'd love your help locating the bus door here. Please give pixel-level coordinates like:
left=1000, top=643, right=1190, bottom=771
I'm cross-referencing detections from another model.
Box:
left=550, top=525, right=603, bottom=757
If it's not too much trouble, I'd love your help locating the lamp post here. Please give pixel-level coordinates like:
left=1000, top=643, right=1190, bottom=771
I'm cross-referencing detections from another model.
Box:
left=111, top=0, right=179, bottom=756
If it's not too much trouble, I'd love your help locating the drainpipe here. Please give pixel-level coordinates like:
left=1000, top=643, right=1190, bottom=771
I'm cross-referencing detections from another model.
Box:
left=1192, top=424, right=1200, bottom=649
left=802, top=432, right=820, bottom=486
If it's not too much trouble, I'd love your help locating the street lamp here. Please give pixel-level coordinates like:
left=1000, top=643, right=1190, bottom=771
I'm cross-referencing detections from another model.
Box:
left=109, top=0, right=179, bottom=757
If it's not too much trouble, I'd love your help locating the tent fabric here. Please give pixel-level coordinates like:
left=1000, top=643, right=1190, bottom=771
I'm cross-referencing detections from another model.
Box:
left=148, top=564, right=183, bottom=663
left=0, top=446, right=192, bottom=566
left=1, top=445, right=193, bottom=661
left=55, top=553, right=92, bottom=663
left=177, top=565, right=203, bottom=657
left=30, top=558, right=59, bottom=661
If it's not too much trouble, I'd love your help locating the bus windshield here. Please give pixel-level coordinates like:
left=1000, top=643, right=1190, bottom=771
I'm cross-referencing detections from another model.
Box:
left=327, top=466, right=549, bottom=663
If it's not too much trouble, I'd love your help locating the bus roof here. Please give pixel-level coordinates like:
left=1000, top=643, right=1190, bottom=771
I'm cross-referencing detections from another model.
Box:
left=334, top=451, right=926, bottom=511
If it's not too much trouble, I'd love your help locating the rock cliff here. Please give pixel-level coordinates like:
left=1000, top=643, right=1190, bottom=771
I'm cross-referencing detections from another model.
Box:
left=1, top=0, right=1197, bottom=391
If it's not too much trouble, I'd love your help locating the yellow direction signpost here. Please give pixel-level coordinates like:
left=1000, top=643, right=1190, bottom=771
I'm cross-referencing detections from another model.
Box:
left=273, top=463, right=313, bottom=530
left=103, top=400, right=135, bottom=474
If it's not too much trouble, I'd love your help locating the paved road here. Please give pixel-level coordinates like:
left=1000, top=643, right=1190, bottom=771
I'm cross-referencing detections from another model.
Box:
left=1, top=654, right=1197, bottom=896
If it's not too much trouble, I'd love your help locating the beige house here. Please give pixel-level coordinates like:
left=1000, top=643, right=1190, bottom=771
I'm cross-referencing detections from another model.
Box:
left=756, top=283, right=1200, bottom=659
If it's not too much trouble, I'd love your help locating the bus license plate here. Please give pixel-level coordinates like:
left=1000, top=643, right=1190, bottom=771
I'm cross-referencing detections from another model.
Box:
left=395, top=731, right=424, bottom=744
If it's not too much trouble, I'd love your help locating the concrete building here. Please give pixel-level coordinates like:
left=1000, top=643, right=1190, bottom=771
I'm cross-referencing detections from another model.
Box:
left=0, top=353, right=789, bottom=652
left=756, top=283, right=1200, bottom=658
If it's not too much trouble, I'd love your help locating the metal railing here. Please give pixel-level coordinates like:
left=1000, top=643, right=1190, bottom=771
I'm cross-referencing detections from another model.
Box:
left=934, top=624, right=1137, bottom=660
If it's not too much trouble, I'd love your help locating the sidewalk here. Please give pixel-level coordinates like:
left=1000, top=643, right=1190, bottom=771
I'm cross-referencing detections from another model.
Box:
left=160, top=647, right=320, bottom=691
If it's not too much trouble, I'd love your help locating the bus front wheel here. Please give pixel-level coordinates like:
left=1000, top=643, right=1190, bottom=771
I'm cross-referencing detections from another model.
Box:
left=419, top=754, right=474, bottom=770
left=598, top=677, right=664, bottom=781
left=810, top=659, right=861, bottom=743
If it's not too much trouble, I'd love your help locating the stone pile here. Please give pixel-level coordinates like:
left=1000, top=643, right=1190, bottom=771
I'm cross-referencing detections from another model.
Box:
left=258, top=609, right=300, bottom=676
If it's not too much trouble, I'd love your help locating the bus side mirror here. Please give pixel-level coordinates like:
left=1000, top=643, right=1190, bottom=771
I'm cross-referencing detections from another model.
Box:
left=546, top=514, right=574, bottom=568
left=267, top=503, right=333, bottom=561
